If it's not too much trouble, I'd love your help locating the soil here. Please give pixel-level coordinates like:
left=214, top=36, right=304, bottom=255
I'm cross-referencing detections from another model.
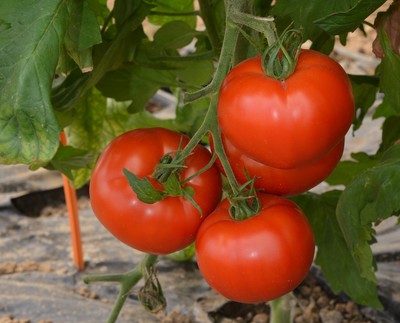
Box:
left=1, top=186, right=399, bottom=323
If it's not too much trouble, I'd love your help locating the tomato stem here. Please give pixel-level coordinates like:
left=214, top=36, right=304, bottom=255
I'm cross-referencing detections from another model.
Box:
left=230, top=10, right=276, bottom=46
left=83, top=254, right=159, bottom=323
left=174, top=0, right=267, bottom=220
left=269, top=293, right=296, bottom=323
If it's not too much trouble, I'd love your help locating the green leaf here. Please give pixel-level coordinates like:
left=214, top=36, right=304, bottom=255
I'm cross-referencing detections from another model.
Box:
left=96, top=64, right=180, bottom=110
left=379, top=30, right=400, bottom=115
left=125, top=110, right=182, bottom=132
left=123, top=168, right=165, bottom=204
left=66, top=87, right=107, bottom=188
left=104, top=100, right=182, bottom=135
left=52, top=69, right=91, bottom=112
left=87, top=0, right=110, bottom=25
left=176, top=97, right=210, bottom=137
left=87, top=2, right=152, bottom=93
left=271, top=0, right=351, bottom=41
left=153, top=21, right=199, bottom=50
left=315, top=0, right=386, bottom=35
left=309, top=32, right=335, bottom=54
left=45, top=144, right=95, bottom=180
left=176, top=58, right=214, bottom=87
left=271, top=0, right=383, bottom=44
left=373, top=96, right=398, bottom=119
left=113, top=0, right=141, bottom=29
left=378, top=116, right=400, bottom=154
left=325, top=152, right=379, bottom=186
left=64, top=0, right=102, bottom=71
left=336, top=144, right=400, bottom=287
left=0, top=0, right=71, bottom=165
left=349, top=75, right=380, bottom=131
left=292, top=191, right=382, bottom=308
left=148, top=0, right=196, bottom=28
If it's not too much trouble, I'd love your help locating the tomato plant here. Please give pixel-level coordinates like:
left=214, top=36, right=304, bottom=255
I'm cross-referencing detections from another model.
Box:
left=212, top=135, right=344, bottom=196
left=196, top=193, right=315, bottom=303
left=218, top=50, right=354, bottom=169
left=90, top=127, right=222, bottom=255
left=2, top=0, right=400, bottom=321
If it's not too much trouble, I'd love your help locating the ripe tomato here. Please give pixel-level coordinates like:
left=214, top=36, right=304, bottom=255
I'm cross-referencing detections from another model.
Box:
left=212, top=134, right=344, bottom=196
left=90, top=128, right=222, bottom=255
left=195, top=194, right=315, bottom=303
left=218, top=49, right=354, bottom=169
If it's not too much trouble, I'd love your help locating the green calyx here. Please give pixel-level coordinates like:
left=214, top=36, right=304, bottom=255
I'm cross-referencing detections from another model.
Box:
left=229, top=9, right=303, bottom=81
left=262, top=27, right=303, bottom=81
left=228, top=176, right=261, bottom=221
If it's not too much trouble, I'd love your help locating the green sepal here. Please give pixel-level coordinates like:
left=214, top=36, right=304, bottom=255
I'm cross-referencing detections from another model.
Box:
left=123, top=168, right=165, bottom=204
left=164, top=173, right=183, bottom=196
left=182, top=186, right=203, bottom=217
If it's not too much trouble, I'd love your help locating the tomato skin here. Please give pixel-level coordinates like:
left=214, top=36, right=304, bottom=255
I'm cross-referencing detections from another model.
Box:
left=195, top=194, right=315, bottom=303
left=90, top=128, right=222, bottom=255
left=212, top=135, right=344, bottom=196
left=218, top=49, right=354, bottom=169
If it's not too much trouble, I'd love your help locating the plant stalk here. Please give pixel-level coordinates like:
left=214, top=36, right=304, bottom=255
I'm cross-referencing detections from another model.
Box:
left=269, top=293, right=295, bottom=323
left=83, top=254, right=158, bottom=323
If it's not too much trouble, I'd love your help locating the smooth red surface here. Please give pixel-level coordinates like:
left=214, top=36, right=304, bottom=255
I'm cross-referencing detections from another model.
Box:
left=218, top=49, right=354, bottom=169
left=90, top=128, right=222, bottom=255
left=196, top=194, right=315, bottom=303
left=212, top=134, right=344, bottom=196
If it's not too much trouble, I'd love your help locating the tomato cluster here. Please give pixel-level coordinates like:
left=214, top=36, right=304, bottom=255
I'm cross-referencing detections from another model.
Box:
left=89, top=49, right=353, bottom=305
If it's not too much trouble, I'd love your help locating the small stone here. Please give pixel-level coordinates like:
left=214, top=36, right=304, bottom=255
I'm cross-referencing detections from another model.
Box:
left=316, top=295, right=330, bottom=308
left=298, top=298, right=310, bottom=308
left=0, top=315, right=14, bottom=323
left=345, top=301, right=359, bottom=315
left=74, top=286, right=99, bottom=299
left=251, top=313, right=268, bottom=323
left=320, top=309, right=343, bottom=323
left=303, top=301, right=316, bottom=322
left=311, top=286, right=322, bottom=299
left=0, top=262, right=17, bottom=274
left=294, top=316, right=306, bottom=323
left=299, top=285, right=312, bottom=297
left=334, top=303, right=346, bottom=312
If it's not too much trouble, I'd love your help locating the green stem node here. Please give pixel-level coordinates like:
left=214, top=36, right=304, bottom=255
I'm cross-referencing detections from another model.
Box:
left=83, top=254, right=158, bottom=323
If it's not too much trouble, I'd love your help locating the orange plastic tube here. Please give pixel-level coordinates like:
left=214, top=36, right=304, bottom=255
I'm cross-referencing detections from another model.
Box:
left=60, top=131, right=85, bottom=270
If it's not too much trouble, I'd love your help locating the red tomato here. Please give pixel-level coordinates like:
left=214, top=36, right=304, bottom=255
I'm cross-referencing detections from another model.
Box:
left=212, top=134, right=344, bottom=196
left=90, top=128, right=222, bottom=255
left=218, top=49, right=354, bottom=169
left=195, top=194, right=315, bottom=303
